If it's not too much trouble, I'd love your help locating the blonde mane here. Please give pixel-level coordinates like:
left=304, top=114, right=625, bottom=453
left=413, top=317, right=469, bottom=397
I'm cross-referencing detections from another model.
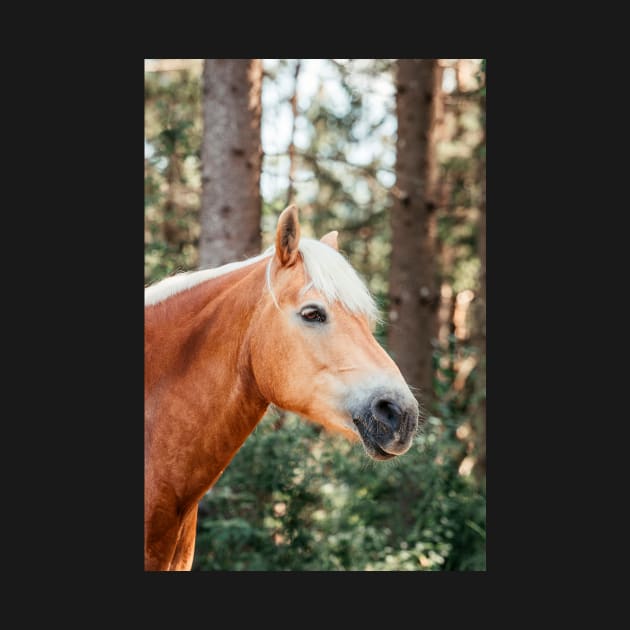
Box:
left=144, top=238, right=379, bottom=324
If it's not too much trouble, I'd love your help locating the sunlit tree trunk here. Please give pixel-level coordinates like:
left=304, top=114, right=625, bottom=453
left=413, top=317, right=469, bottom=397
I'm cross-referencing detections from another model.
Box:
left=199, top=59, right=262, bottom=268
left=388, top=59, right=440, bottom=407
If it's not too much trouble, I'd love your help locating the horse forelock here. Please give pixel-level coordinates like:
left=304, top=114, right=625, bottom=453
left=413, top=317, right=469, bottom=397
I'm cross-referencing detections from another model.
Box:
left=293, top=239, right=379, bottom=326
left=145, top=238, right=379, bottom=325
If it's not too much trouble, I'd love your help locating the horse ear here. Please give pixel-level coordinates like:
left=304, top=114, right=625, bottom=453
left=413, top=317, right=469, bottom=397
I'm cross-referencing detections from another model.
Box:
left=320, top=230, right=339, bottom=251
left=275, top=205, right=301, bottom=267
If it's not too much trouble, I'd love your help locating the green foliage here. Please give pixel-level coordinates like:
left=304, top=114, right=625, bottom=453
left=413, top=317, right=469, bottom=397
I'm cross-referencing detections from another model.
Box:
left=145, top=66, right=202, bottom=285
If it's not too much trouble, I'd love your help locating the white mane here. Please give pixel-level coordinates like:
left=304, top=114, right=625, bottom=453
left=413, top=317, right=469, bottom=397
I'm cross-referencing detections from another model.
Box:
left=144, top=238, right=379, bottom=324
left=295, top=239, right=378, bottom=324
left=144, top=251, right=271, bottom=307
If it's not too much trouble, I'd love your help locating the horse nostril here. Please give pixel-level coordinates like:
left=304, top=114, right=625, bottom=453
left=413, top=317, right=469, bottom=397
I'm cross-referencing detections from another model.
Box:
left=371, top=398, right=403, bottom=431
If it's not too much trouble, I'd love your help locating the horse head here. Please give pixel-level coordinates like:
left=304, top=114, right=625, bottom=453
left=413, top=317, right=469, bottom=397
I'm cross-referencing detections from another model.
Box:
left=249, top=205, right=421, bottom=460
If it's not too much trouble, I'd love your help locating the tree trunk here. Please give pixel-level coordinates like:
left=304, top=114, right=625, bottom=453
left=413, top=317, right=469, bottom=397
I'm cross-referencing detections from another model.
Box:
left=388, top=59, right=440, bottom=408
left=199, top=59, right=262, bottom=269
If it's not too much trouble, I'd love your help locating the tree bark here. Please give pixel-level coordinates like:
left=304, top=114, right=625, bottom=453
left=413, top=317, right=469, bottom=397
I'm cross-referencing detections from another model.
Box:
left=199, top=59, right=262, bottom=268
left=388, top=59, right=440, bottom=407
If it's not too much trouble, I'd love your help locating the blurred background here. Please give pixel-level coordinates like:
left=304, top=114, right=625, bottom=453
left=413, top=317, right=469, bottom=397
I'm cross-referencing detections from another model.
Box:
left=145, top=58, right=486, bottom=571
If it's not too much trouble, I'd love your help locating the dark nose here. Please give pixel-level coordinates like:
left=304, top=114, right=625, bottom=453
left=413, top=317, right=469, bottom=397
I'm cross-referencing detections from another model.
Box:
left=371, top=398, right=403, bottom=433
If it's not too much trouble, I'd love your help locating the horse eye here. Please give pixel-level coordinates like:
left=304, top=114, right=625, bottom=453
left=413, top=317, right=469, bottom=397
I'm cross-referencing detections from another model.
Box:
left=300, top=306, right=326, bottom=323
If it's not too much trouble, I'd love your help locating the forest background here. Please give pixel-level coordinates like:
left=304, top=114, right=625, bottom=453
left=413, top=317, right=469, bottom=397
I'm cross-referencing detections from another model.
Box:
left=145, top=58, right=486, bottom=571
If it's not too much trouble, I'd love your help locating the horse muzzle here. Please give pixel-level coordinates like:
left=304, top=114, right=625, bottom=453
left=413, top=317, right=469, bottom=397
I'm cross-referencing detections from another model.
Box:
left=351, top=390, right=420, bottom=461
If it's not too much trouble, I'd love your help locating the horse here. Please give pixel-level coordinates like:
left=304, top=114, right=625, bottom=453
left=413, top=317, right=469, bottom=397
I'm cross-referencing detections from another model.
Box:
left=144, top=205, right=420, bottom=571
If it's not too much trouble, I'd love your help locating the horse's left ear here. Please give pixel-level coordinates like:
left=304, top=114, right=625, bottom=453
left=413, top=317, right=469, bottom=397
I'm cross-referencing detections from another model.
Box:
left=320, top=230, right=339, bottom=251
left=275, top=205, right=301, bottom=267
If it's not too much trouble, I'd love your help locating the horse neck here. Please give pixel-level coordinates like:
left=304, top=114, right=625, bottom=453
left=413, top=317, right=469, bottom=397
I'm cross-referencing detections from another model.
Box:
left=145, top=259, right=271, bottom=506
